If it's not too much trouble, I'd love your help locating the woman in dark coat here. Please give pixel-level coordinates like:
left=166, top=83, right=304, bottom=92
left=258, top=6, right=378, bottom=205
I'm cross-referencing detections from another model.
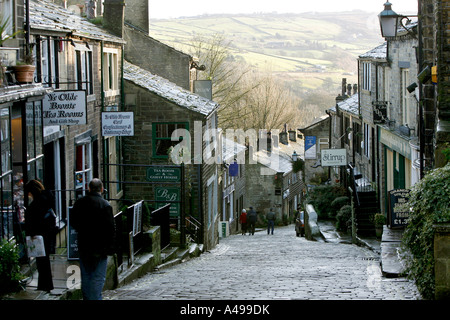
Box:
left=25, top=180, right=56, bottom=292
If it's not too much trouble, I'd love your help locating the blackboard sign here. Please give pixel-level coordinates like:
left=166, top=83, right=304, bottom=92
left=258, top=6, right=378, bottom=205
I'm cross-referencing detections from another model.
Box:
left=67, top=207, right=79, bottom=260
left=388, top=189, right=410, bottom=228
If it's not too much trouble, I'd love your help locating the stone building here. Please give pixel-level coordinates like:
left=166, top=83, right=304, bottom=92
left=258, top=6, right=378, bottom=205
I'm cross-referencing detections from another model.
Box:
left=419, top=0, right=450, bottom=169
left=244, top=131, right=305, bottom=225
left=298, top=114, right=331, bottom=186
left=122, top=61, right=220, bottom=250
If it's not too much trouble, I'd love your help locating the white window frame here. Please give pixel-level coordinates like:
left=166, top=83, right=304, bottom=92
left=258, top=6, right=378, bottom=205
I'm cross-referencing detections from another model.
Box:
left=362, top=62, right=372, bottom=91
left=103, top=47, right=119, bottom=97
left=401, top=69, right=410, bottom=125
left=40, top=37, right=59, bottom=88
left=75, top=43, right=93, bottom=95
left=75, top=141, right=93, bottom=197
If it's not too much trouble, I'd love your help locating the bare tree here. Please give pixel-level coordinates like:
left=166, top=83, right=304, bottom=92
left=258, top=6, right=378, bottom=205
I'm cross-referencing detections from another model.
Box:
left=190, top=33, right=300, bottom=132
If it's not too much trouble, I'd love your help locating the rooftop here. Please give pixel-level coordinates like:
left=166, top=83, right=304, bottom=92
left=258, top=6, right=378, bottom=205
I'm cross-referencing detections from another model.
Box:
left=123, top=61, right=219, bottom=116
left=30, top=0, right=125, bottom=43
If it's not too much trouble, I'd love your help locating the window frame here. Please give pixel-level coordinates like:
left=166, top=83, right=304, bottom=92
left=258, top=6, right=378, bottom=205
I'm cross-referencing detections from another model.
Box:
left=152, top=122, right=189, bottom=159
left=103, top=47, right=119, bottom=97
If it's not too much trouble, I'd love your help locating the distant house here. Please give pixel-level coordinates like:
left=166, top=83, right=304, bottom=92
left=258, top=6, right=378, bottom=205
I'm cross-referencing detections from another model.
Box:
left=244, top=131, right=305, bottom=225
left=298, top=114, right=331, bottom=186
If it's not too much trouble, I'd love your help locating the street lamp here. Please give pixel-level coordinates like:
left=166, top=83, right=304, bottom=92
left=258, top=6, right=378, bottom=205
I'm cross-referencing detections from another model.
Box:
left=378, top=1, right=417, bottom=38
left=379, top=2, right=399, bottom=38
left=292, top=151, right=298, bottom=162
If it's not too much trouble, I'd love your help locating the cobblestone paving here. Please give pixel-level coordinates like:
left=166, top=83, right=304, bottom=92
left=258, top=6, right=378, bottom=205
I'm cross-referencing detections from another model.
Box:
left=104, top=225, right=421, bottom=300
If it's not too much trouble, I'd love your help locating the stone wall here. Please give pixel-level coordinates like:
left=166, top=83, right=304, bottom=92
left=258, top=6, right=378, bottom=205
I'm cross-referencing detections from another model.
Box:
left=434, top=223, right=450, bottom=300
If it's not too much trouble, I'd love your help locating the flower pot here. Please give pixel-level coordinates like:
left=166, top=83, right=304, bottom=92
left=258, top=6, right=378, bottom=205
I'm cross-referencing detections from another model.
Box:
left=375, top=227, right=383, bottom=238
left=12, top=65, right=35, bottom=83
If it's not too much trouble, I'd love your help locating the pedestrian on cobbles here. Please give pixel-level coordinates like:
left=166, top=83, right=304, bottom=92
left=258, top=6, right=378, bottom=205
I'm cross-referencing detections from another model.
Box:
left=247, top=207, right=257, bottom=235
left=71, top=178, right=115, bottom=300
left=239, top=209, right=247, bottom=235
left=266, top=208, right=276, bottom=235
left=25, top=179, right=57, bottom=293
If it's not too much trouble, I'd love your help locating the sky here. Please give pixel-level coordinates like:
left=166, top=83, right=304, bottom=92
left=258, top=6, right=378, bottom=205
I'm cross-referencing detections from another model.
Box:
left=148, top=0, right=418, bottom=19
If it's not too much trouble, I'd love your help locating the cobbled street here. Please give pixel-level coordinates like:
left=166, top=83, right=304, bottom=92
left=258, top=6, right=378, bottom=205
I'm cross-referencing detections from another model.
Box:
left=103, top=224, right=421, bottom=301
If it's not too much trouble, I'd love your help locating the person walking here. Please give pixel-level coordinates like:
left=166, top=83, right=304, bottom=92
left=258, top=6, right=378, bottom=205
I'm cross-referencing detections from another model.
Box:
left=247, top=207, right=257, bottom=235
left=266, top=208, right=276, bottom=235
left=25, top=179, right=57, bottom=292
left=239, top=209, right=247, bottom=235
left=71, top=178, right=115, bottom=300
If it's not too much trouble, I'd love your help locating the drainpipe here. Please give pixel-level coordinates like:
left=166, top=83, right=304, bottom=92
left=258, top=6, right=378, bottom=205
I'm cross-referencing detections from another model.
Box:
left=101, top=41, right=105, bottom=112
left=418, top=2, right=424, bottom=179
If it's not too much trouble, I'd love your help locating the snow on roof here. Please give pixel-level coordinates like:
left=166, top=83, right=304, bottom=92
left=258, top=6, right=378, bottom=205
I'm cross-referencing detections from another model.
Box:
left=329, top=93, right=359, bottom=116
left=359, top=42, right=387, bottom=60
left=30, top=0, right=125, bottom=43
left=123, top=61, right=219, bottom=116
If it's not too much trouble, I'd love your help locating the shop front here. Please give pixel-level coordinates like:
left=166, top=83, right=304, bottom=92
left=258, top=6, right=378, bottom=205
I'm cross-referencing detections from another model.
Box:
left=0, top=85, right=52, bottom=241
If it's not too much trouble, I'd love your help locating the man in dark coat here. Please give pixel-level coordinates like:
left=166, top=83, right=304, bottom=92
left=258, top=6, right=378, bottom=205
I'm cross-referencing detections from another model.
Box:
left=247, top=207, right=257, bottom=235
left=71, top=178, right=115, bottom=300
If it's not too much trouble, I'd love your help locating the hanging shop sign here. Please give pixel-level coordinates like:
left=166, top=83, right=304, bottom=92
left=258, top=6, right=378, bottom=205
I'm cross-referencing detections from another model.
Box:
left=321, top=149, right=347, bottom=167
left=305, top=136, right=317, bottom=159
left=43, top=90, right=87, bottom=126
left=102, top=112, right=134, bottom=136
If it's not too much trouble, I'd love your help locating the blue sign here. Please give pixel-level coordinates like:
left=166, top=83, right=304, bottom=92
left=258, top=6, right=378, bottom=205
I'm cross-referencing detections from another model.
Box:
left=229, top=162, right=239, bottom=176
left=305, top=136, right=317, bottom=159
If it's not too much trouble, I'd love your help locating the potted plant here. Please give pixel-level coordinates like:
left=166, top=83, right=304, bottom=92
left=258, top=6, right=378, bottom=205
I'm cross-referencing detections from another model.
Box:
left=373, top=213, right=386, bottom=238
left=12, top=44, right=35, bottom=84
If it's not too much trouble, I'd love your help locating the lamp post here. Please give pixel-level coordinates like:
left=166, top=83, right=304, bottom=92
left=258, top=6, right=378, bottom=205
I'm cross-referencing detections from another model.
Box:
left=292, top=151, right=298, bottom=162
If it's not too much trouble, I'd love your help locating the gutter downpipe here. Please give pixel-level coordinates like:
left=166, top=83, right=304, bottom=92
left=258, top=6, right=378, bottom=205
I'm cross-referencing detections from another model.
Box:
left=418, top=1, right=424, bottom=179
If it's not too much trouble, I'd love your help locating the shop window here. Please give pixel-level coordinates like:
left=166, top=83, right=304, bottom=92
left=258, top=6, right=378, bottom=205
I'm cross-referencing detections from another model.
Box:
left=152, top=122, right=189, bottom=158
left=0, top=106, right=13, bottom=239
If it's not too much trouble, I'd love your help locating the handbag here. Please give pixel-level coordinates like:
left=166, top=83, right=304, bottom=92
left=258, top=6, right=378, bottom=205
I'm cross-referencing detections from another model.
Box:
left=26, top=235, right=46, bottom=258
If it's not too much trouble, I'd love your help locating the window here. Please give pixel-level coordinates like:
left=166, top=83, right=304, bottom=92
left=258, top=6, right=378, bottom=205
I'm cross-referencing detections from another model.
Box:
left=39, top=36, right=59, bottom=88
left=152, top=122, right=189, bottom=158
left=0, top=106, right=13, bottom=239
left=76, top=44, right=93, bottom=95
left=0, top=0, right=14, bottom=36
left=75, top=140, right=93, bottom=198
left=353, top=122, right=362, bottom=155
left=364, top=123, right=371, bottom=159
left=362, top=62, right=371, bottom=91
left=401, top=69, right=410, bottom=125
left=103, top=48, right=119, bottom=96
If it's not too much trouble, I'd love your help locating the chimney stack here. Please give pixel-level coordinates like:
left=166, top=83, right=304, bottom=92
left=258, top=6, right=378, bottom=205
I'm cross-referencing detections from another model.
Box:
left=103, top=0, right=125, bottom=38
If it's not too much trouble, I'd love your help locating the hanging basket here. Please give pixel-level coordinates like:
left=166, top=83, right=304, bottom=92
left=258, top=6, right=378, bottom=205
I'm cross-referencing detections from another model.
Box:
left=12, top=65, right=35, bottom=84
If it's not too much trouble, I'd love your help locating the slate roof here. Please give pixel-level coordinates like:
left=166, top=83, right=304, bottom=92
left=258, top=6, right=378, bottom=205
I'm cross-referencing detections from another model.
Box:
left=359, top=42, right=387, bottom=60
left=123, top=61, right=219, bottom=116
left=30, top=0, right=125, bottom=43
left=330, top=93, right=359, bottom=116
